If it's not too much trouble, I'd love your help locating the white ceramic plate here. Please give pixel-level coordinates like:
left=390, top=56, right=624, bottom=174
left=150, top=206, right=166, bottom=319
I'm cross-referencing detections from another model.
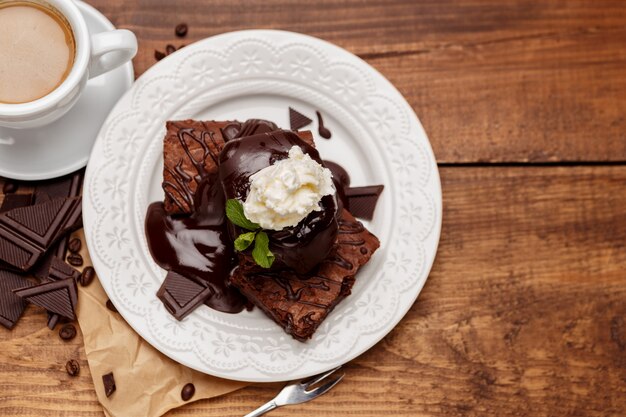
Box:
left=84, top=30, right=441, bottom=382
left=0, top=1, right=134, bottom=181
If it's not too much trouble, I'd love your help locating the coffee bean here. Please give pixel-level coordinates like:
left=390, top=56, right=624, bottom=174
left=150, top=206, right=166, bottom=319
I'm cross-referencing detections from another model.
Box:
left=106, top=299, right=118, bottom=313
left=66, top=359, right=80, bottom=377
left=2, top=181, right=17, bottom=194
left=80, top=266, right=95, bottom=287
left=166, top=44, right=176, bottom=55
left=59, top=323, right=77, bottom=341
left=181, top=383, right=195, bottom=401
left=155, top=50, right=166, bottom=61
left=67, top=253, right=83, bottom=267
left=175, top=23, right=188, bottom=37
left=68, top=238, right=81, bottom=253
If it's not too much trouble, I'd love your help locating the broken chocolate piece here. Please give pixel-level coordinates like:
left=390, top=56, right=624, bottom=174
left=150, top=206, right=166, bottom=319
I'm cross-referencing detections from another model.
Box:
left=0, top=269, right=32, bottom=329
left=0, top=197, right=82, bottom=271
left=345, top=185, right=384, bottom=221
left=156, top=271, right=213, bottom=320
left=47, top=312, right=61, bottom=330
left=47, top=256, right=81, bottom=282
left=31, top=172, right=83, bottom=280
left=14, top=277, right=78, bottom=320
left=230, top=210, right=379, bottom=341
left=102, top=372, right=116, bottom=397
left=289, top=107, right=312, bottom=130
left=0, top=193, right=34, bottom=214
left=66, top=359, right=80, bottom=377
left=33, top=171, right=83, bottom=204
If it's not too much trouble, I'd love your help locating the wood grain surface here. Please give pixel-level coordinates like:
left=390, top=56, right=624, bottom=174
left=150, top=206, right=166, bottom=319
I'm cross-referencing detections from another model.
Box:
left=89, top=0, right=626, bottom=163
left=2, top=0, right=626, bottom=416
left=2, top=166, right=626, bottom=416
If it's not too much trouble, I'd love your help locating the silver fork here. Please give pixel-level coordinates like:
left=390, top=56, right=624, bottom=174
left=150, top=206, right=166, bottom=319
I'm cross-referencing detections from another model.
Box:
left=243, top=366, right=345, bottom=417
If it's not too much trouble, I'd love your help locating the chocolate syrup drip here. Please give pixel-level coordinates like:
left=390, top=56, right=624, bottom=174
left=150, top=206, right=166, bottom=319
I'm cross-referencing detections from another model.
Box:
left=338, top=218, right=365, bottom=234
left=316, top=111, right=332, bottom=139
left=256, top=273, right=330, bottom=302
left=337, top=239, right=365, bottom=246
left=327, top=252, right=353, bottom=270
left=219, top=130, right=340, bottom=274
left=146, top=174, right=247, bottom=313
left=221, top=119, right=278, bottom=142
left=323, top=160, right=350, bottom=208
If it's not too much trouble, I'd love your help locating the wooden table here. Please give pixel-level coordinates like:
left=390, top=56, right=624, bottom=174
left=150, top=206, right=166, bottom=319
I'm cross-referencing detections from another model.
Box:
left=2, top=1, right=626, bottom=415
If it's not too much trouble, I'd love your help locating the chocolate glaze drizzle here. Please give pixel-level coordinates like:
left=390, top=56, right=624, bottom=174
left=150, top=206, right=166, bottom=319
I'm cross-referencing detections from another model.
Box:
left=219, top=130, right=340, bottom=274
left=146, top=174, right=247, bottom=313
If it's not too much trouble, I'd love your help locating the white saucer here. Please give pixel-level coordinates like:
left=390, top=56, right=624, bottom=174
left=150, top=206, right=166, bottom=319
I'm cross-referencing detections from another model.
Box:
left=0, top=1, right=134, bottom=181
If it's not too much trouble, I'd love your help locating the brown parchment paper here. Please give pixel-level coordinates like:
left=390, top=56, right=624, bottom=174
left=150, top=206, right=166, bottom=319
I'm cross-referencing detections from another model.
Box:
left=72, top=230, right=247, bottom=417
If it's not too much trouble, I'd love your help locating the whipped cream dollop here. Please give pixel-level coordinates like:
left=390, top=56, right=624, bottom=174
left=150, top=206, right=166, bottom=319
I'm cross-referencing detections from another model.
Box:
left=243, top=146, right=335, bottom=231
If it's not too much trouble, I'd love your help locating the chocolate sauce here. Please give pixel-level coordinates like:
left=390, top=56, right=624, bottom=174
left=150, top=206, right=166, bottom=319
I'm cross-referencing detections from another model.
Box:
left=145, top=174, right=247, bottom=313
left=316, top=111, right=332, bottom=139
left=219, top=130, right=340, bottom=274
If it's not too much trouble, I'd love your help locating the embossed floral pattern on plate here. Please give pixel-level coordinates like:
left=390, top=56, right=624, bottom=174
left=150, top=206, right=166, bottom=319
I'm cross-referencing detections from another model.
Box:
left=84, top=30, right=441, bottom=382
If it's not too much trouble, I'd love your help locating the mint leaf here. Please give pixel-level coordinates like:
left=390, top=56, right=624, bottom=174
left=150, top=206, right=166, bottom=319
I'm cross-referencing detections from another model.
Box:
left=234, top=231, right=256, bottom=251
left=225, top=199, right=260, bottom=231
left=252, top=231, right=274, bottom=268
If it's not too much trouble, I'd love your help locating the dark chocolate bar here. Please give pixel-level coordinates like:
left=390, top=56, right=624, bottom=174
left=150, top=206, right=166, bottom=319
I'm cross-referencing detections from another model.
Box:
left=14, top=277, right=78, bottom=320
left=0, top=269, right=32, bottom=329
left=0, top=197, right=82, bottom=271
left=0, top=194, right=34, bottom=214
left=156, top=271, right=213, bottom=320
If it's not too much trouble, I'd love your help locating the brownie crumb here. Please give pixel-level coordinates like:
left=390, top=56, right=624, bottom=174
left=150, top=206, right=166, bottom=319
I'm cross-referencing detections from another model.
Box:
left=155, top=50, right=166, bottom=61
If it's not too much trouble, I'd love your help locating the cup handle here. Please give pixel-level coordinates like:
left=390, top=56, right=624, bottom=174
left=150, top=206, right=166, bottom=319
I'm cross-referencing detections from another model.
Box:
left=89, top=29, right=138, bottom=79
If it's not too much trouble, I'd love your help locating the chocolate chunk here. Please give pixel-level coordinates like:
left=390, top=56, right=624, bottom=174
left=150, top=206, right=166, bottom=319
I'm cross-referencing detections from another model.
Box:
left=316, top=111, right=332, bottom=139
left=0, top=197, right=82, bottom=271
left=59, top=323, right=77, bottom=341
left=33, top=171, right=83, bottom=205
left=0, top=193, right=34, bottom=214
left=181, top=383, right=195, bottom=401
left=156, top=271, right=212, bottom=320
left=67, top=253, right=83, bottom=267
left=155, top=50, right=166, bottom=61
left=2, top=181, right=17, bottom=194
left=45, top=257, right=80, bottom=327
left=105, top=299, right=118, bottom=313
left=289, top=107, right=312, bottom=130
left=345, top=185, right=384, bottom=221
left=66, top=359, right=80, bottom=377
left=67, top=238, right=81, bottom=253
left=47, top=312, right=61, bottom=330
left=14, top=277, right=78, bottom=320
left=80, top=267, right=95, bottom=287
left=47, top=256, right=81, bottom=282
left=102, top=372, right=116, bottom=397
left=0, top=269, right=32, bottom=329
left=175, top=23, right=188, bottom=37
left=230, top=210, right=379, bottom=341
left=166, top=44, right=176, bottom=55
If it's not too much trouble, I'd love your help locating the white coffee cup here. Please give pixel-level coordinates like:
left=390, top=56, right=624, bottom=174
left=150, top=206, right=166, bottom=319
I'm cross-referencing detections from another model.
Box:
left=0, top=0, right=137, bottom=129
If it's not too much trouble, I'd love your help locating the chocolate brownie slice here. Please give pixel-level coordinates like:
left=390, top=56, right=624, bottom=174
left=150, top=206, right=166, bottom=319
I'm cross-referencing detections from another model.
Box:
left=230, top=210, right=380, bottom=341
left=162, top=119, right=280, bottom=214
